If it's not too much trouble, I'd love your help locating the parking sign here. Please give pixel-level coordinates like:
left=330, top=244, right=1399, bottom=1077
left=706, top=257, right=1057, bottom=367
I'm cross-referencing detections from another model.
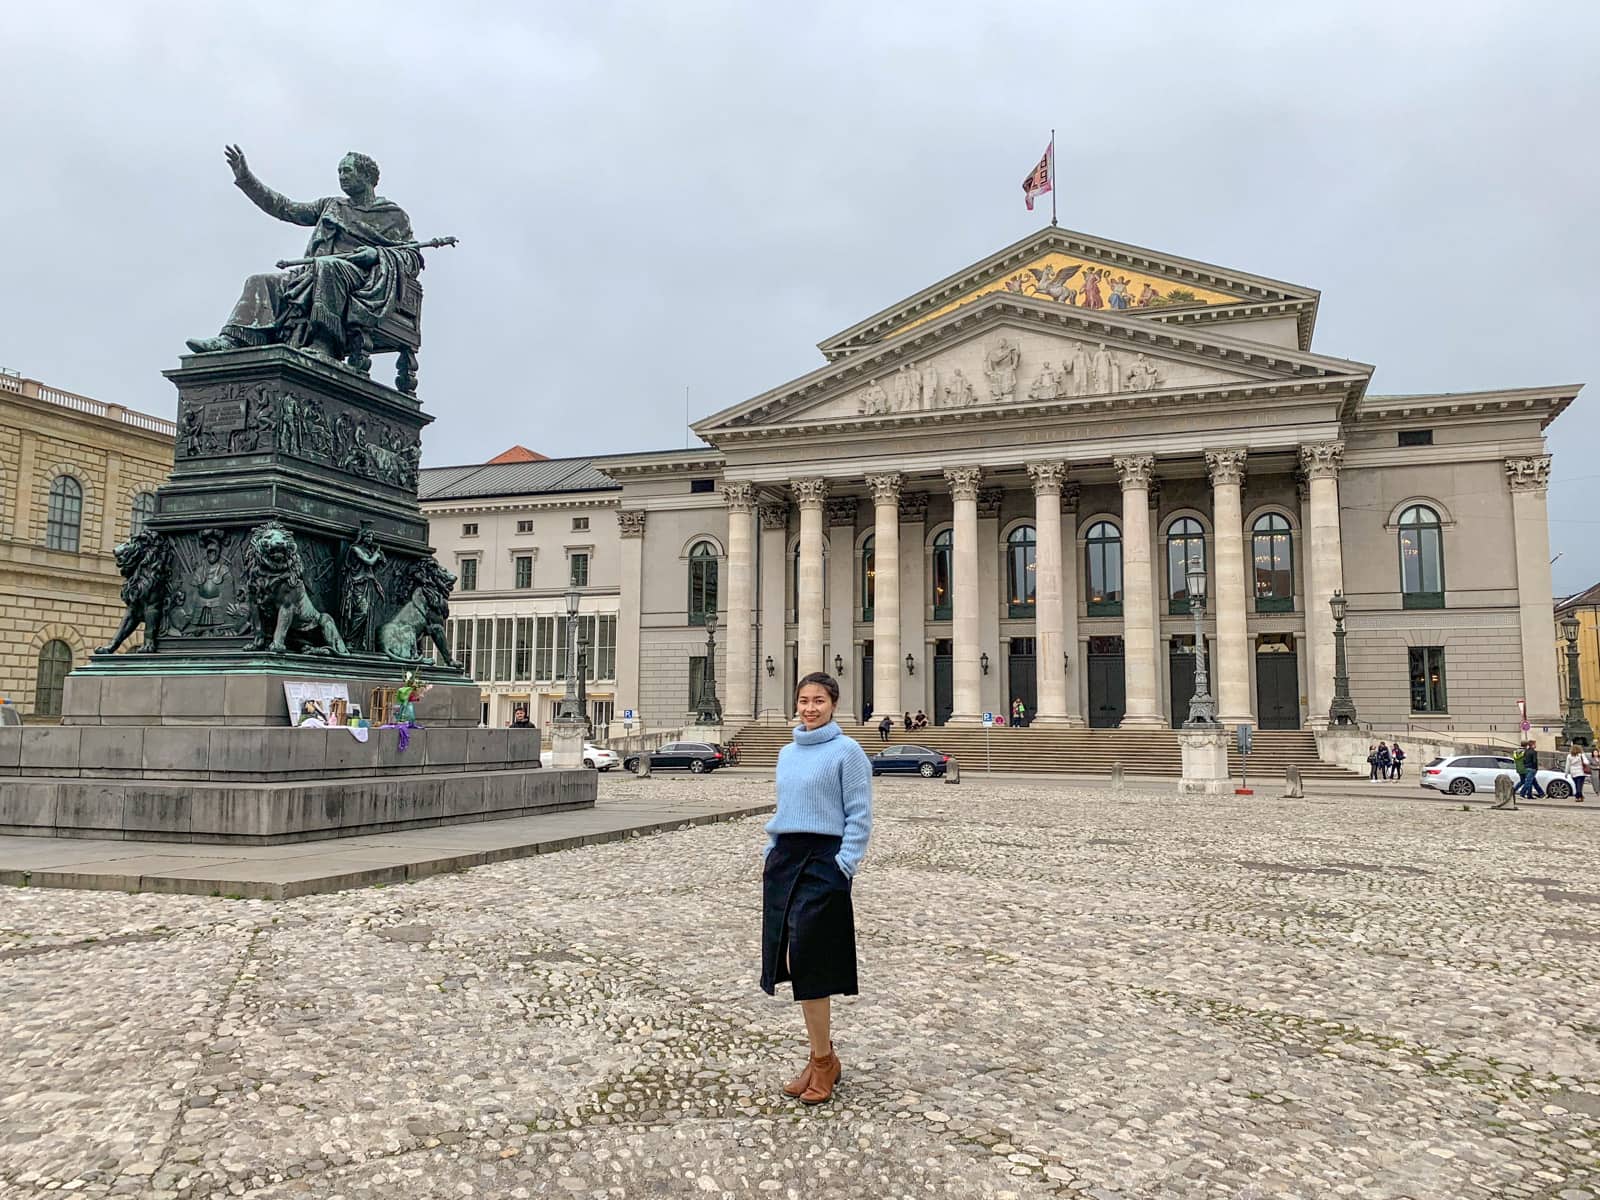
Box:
left=982, top=712, right=994, bottom=726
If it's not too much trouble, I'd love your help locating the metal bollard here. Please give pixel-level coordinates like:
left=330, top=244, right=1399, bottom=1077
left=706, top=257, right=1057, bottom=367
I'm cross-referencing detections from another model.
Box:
left=1110, top=761, right=1124, bottom=790
left=1489, top=774, right=1516, bottom=810
left=944, top=757, right=961, bottom=784
left=1282, top=764, right=1304, bottom=799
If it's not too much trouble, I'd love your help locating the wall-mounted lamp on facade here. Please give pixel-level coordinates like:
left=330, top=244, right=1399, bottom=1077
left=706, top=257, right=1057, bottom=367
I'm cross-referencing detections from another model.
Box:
left=764, top=655, right=775, bottom=678
left=833, top=653, right=845, bottom=676
left=1063, top=651, right=1071, bottom=671
left=905, top=653, right=916, bottom=676
left=980, top=652, right=990, bottom=676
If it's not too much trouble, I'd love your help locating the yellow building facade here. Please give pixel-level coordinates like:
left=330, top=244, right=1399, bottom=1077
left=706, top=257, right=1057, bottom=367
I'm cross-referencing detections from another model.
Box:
left=1555, top=584, right=1600, bottom=734
left=0, top=371, right=174, bottom=718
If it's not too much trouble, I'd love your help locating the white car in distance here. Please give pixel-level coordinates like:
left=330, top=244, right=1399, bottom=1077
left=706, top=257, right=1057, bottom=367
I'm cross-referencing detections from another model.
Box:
left=1419, top=754, right=1574, bottom=798
left=539, top=743, right=620, bottom=771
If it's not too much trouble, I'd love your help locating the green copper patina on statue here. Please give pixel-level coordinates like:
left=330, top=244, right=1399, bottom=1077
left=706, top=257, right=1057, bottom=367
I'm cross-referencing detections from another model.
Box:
left=186, top=146, right=456, bottom=394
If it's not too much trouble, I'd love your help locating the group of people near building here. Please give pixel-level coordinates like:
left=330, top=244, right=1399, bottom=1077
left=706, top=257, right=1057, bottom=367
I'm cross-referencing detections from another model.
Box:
left=1365, top=742, right=1408, bottom=780
left=875, top=711, right=930, bottom=741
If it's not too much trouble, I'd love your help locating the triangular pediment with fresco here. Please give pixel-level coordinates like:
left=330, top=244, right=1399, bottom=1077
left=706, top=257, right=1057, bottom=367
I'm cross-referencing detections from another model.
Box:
left=815, top=226, right=1322, bottom=357
left=695, top=290, right=1368, bottom=439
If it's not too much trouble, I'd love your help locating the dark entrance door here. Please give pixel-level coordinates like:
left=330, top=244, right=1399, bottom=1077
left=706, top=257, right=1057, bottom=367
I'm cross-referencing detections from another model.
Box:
left=1086, top=636, right=1125, bottom=728
left=1256, top=637, right=1300, bottom=729
left=933, top=638, right=953, bottom=726
left=1169, top=637, right=1196, bottom=728
left=861, top=639, right=874, bottom=724
left=1007, top=637, right=1037, bottom=725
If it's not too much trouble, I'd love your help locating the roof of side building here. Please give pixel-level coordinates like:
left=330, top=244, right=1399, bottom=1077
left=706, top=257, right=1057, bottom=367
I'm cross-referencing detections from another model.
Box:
left=418, top=456, right=619, bottom=501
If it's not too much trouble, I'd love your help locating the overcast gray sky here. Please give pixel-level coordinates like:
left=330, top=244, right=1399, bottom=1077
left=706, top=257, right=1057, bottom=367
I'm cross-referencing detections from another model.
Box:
left=4, top=1, right=1598, bottom=590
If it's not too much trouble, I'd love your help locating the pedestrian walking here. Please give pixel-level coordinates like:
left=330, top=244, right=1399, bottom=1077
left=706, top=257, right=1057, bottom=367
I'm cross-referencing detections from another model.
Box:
left=1517, top=741, right=1546, bottom=799
left=1390, top=742, right=1405, bottom=780
left=761, top=671, right=873, bottom=1106
left=1375, top=742, right=1392, bottom=781
left=1566, top=744, right=1591, bottom=802
left=877, top=714, right=893, bottom=743
left=1367, top=744, right=1380, bottom=781
left=1012, top=698, right=1026, bottom=727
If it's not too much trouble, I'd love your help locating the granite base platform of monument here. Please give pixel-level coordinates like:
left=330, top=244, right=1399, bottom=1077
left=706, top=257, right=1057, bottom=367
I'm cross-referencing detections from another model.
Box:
left=0, top=724, right=595, bottom=845
left=0, top=344, right=597, bottom=841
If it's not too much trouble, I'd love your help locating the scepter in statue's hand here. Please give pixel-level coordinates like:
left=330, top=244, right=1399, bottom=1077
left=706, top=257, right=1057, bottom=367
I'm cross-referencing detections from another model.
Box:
left=274, top=236, right=459, bottom=271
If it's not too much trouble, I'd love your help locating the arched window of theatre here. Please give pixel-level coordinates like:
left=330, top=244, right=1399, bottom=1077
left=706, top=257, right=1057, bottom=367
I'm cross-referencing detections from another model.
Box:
left=1398, top=504, right=1444, bottom=608
left=46, top=475, right=84, bottom=552
left=1165, top=517, right=1206, bottom=615
left=35, top=639, right=72, bottom=717
left=1007, top=524, right=1037, bottom=617
left=687, top=540, right=719, bottom=626
left=1251, top=513, right=1294, bottom=612
left=1085, top=521, right=1123, bottom=616
left=129, top=491, right=157, bottom=538
left=931, top=529, right=953, bottom=620
left=861, top=534, right=875, bottom=620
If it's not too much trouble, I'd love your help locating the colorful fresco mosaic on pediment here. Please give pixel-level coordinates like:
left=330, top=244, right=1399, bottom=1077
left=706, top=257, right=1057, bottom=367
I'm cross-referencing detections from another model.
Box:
left=890, top=252, right=1237, bottom=339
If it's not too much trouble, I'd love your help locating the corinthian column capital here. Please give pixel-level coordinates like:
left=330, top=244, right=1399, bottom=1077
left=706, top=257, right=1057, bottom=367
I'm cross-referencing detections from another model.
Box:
left=616, top=510, right=647, bottom=538
left=1026, top=461, right=1069, bottom=496
left=1298, top=441, right=1345, bottom=480
left=1114, top=455, right=1155, bottom=491
left=944, top=466, right=983, bottom=502
left=1504, top=455, right=1553, bottom=493
left=1204, top=448, right=1247, bottom=489
left=720, top=480, right=756, bottom=512
left=790, top=477, right=830, bottom=509
left=866, top=472, right=903, bottom=507
left=758, top=503, right=789, bottom=531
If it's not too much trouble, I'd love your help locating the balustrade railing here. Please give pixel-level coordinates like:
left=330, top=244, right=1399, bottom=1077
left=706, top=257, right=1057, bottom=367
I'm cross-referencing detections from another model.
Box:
left=0, top=372, right=176, bottom=437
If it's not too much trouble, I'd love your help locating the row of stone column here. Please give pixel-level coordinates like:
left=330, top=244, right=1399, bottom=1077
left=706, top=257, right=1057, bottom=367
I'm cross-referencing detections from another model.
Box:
left=717, top=443, right=1350, bottom=728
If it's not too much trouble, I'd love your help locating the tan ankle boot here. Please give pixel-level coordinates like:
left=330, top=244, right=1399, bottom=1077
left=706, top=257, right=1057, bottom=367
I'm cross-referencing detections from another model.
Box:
left=799, top=1050, right=842, bottom=1105
left=783, top=1041, right=831, bottom=1098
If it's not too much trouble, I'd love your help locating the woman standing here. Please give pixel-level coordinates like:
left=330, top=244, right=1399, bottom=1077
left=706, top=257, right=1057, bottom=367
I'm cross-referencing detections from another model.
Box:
left=1566, top=743, right=1590, bottom=802
left=1390, top=742, right=1406, bottom=780
left=761, top=672, right=873, bottom=1106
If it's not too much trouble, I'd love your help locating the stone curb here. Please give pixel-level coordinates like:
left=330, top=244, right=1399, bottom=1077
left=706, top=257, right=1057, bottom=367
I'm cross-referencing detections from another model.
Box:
left=0, top=802, right=776, bottom=901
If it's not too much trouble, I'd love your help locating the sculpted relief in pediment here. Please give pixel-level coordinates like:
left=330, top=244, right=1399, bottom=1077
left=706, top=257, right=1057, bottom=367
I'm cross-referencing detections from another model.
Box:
left=828, top=327, right=1252, bottom=420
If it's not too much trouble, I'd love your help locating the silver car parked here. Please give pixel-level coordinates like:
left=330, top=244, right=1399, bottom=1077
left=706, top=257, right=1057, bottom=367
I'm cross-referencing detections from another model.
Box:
left=1419, top=754, right=1574, bottom=798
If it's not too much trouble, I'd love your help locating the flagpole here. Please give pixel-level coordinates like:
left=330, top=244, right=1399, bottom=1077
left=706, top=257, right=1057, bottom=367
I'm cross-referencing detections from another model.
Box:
left=1049, top=128, right=1057, bottom=227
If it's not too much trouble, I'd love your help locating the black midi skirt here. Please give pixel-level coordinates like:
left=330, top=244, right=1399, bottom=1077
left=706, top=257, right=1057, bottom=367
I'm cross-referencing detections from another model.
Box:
left=760, top=832, right=858, bottom=1001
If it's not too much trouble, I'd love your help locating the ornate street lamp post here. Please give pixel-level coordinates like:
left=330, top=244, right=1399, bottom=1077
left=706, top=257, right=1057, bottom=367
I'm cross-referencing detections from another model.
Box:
left=1184, top=558, right=1217, bottom=726
left=556, top=588, right=583, bottom=721
left=694, top=613, right=723, bottom=726
left=1328, top=589, right=1359, bottom=726
left=576, top=621, right=591, bottom=734
left=1561, top=613, right=1593, bottom=747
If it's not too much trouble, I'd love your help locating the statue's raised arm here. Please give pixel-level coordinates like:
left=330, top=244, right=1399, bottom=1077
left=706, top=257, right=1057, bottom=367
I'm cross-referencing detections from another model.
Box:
left=223, top=143, right=322, bottom=228
left=186, top=146, right=443, bottom=393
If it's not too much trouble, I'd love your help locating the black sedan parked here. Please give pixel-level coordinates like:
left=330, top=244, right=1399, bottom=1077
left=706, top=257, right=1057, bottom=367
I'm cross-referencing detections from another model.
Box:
left=869, top=744, right=951, bottom=778
left=623, top=741, right=728, bottom=774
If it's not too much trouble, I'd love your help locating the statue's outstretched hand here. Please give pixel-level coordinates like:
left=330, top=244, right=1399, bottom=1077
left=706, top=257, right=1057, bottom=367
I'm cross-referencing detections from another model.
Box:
left=224, top=144, right=249, bottom=182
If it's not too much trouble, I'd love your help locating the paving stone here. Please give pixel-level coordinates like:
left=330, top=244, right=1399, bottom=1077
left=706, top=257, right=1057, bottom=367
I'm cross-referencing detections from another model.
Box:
left=0, top=776, right=1597, bottom=1197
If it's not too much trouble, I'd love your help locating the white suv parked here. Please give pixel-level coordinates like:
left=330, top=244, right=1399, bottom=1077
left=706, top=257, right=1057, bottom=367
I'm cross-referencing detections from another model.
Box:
left=1419, top=754, right=1573, bottom=798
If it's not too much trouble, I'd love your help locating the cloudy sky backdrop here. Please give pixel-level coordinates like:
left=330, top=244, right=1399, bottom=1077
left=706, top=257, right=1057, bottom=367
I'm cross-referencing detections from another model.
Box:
left=4, top=1, right=1598, bottom=590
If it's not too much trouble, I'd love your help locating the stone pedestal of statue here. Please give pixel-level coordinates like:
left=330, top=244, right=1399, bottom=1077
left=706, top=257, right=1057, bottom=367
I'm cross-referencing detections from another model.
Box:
left=1177, top=726, right=1232, bottom=795
left=0, top=347, right=597, bottom=841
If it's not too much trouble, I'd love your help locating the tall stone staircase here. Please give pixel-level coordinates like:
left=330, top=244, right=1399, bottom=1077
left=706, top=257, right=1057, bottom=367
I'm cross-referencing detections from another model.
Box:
left=726, top=721, right=1362, bottom=781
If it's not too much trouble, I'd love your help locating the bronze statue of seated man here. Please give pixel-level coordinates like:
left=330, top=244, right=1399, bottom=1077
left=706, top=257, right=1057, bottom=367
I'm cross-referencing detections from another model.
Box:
left=187, top=146, right=422, bottom=366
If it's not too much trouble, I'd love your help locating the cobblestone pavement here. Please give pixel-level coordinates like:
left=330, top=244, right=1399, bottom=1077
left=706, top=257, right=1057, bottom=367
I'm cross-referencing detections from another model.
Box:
left=3, top=776, right=1599, bottom=1199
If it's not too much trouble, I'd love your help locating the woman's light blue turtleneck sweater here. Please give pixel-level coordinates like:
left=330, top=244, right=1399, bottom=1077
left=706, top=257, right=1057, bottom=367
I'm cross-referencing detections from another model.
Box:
left=763, top=721, right=874, bottom=878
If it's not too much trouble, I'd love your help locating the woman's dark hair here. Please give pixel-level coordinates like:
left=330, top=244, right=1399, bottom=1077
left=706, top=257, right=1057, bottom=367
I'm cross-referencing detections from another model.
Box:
left=795, top=671, right=840, bottom=705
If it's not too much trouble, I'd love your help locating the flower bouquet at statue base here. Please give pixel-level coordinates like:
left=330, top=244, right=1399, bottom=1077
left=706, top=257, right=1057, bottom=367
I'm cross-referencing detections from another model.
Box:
left=388, top=670, right=432, bottom=749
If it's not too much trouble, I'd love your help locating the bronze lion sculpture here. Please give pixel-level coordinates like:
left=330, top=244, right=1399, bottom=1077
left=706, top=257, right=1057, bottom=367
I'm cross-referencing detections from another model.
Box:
left=378, top=555, right=459, bottom=667
left=243, top=521, right=348, bottom=655
left=96, top=528, right=172, bottom=655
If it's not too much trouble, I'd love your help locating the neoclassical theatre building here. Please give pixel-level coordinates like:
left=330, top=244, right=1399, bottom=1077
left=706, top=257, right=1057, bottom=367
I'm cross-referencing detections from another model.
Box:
left=422, top=226, right=1577, bottom=740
